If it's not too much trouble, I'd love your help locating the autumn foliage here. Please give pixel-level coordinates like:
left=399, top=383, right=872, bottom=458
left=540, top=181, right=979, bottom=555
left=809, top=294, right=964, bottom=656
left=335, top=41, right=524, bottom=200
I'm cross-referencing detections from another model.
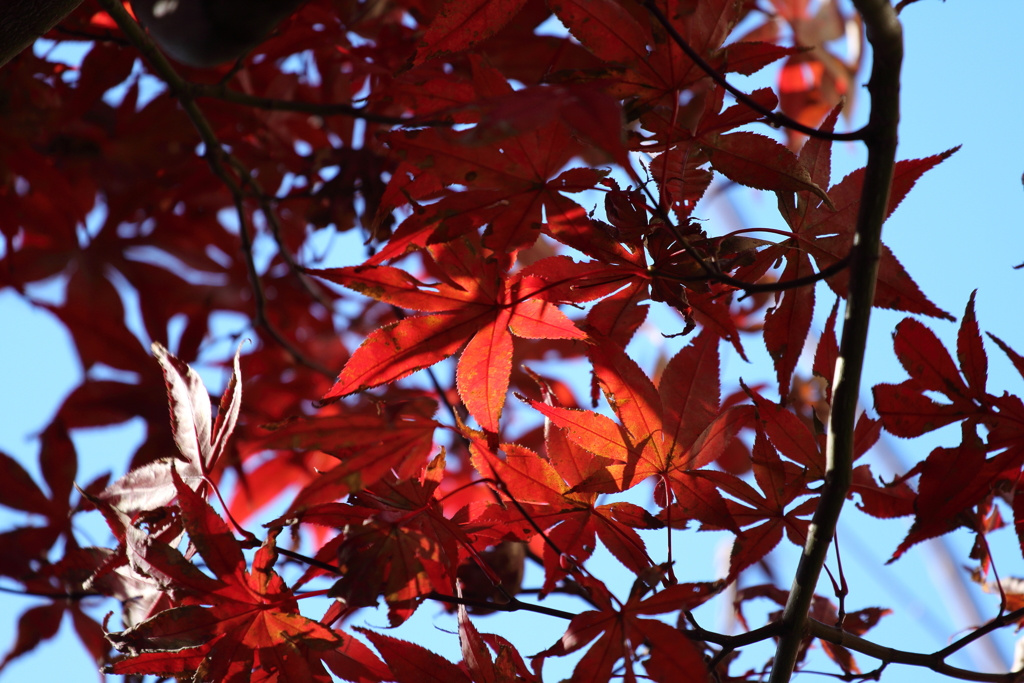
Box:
left=1, top=0, right=1022, bottom=682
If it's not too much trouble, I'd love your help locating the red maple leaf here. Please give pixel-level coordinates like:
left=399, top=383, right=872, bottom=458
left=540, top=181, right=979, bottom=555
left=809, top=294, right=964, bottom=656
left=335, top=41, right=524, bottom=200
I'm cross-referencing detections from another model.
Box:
left=273, top=452, right=481, bottom=625
left=97, top=342, right=243, bottom=512
left=535, top=573, right=716, bottom=683
left=696, top=428, right=817, bottom=581
left=310, top=231, right=585, bottom=432
left=470, top=430, right=663, bottom=595
left=105, top=469, right=344, bottom=682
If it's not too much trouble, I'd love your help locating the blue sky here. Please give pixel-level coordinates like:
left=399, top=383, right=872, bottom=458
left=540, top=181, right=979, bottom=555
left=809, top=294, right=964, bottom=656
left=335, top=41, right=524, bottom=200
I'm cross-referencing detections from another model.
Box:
left=2, top=1, right=1024, bottom=681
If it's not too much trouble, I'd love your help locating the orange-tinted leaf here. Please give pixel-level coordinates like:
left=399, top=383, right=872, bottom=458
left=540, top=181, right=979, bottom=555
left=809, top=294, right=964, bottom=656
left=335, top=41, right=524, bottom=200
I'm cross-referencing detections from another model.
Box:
left=509, top=299, right=586, bottom=340
left=589, top=341, right=664, bottom=462
left=524, top=398, right=631, bottom=463
left=458, top=310, right=514, bottom=432
left=458, top=604, right=497, bottom=683
left=325, top=311, right=487, bottom=399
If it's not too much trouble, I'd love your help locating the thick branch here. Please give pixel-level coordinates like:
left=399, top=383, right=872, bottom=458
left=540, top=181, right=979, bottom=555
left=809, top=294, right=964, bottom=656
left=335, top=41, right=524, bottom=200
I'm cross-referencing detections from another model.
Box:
left=768, top=2, right=903, bottom=682
left=0, top=0, right=84, bottom=68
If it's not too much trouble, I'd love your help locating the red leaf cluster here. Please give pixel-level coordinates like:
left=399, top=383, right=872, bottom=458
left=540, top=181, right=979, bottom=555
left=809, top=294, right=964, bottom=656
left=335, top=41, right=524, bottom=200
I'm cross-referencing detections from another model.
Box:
left=0, top=0, right=1014, bottom=682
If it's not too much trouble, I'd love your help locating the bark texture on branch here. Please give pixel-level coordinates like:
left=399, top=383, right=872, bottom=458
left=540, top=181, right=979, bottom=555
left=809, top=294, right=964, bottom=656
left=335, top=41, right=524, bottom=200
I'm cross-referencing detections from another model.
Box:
left=767, top=1, right=903, bottom=682
left=0, top=0, right=84, bottom=68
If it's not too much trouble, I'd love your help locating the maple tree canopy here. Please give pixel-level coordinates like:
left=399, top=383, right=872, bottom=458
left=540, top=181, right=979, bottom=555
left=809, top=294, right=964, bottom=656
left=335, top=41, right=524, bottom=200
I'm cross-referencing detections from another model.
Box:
left=1, top=0, right=1022, bottom=682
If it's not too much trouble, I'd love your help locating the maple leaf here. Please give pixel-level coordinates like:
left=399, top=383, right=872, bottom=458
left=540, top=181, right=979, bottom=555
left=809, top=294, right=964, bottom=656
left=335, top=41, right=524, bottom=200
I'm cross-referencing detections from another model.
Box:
left=274, top=452, right=480, bottom=625
left=356, top=626, right=472, bottom=683
left=457, top=601, right=538, bottom=683
left=105, top=468, right=341, bottom=682
left=523, top=330, right=729, bottom=492
left=311, top=232, right=585, bottom=432
left=0, top=545, right=113, bottom=673
left=3, top=0, right=1018, bottom=679
left=536, top=575, right=716, bottom=683
left=873, top=292, right=990, bottom=439
left=240, top=398, right=441, bottom=511
left=375, top=56, right=610, bottom=253
left=696, top=428, right=817, bottom=581
left=728, top=106, right=957, bottom=395
left=97, top=342, right=243, bottom=512
left=413, top=0, right=531, bottom=66
left=0, top=419, right=79, bottom=577
left=865, top=294, right=1024, bottom=559
left=774, top=140, right=958, bottom=322
left=470, top=435, right=662, bottom=596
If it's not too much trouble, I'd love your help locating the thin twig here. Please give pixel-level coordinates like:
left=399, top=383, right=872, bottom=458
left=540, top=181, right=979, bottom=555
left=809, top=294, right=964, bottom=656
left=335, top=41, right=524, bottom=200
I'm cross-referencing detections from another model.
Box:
left=186, top=83, right=454, bottom=127
left=426, top=591, right=577, bottom=620
left=894, top=0, right=928, bottom=14
left=275, top=546, right=576, bottom=620
left=222, top=154, right=336, bottom=310
left=684, top=620, right=783, bottom=648
left=54, top=25, right=130, bottom=46
left=642, top=0, right=867, bottom=142
left=808, top=619, right=1024, bottom=683
left=652, top=253, right=851, bottom=294
left=636, top=178, right=853, bottom=295
left=0, top=584, right=100, bottom=600
left=97, top=0, right=334, bottom=379
left=936, top=606, right=1024, bottom=660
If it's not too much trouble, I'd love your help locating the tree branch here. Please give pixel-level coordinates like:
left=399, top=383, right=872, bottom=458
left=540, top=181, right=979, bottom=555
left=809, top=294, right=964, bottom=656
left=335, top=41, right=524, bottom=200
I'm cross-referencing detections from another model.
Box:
left=808, top=619, right=1024, bottom=683
left=0, top=583, right=99, bottom=600
left=426, top=591, right=577, bottom=621
left=186, top=82, right=454, bottom=127
left=652, top=253, right=851, bottom=294
left=0, top=0, right=84, bottom=69
left=641, top=0, right=867, bottom=142
left=936, top=606, right=1024, bottom=661
left=274, top=546, right=576, bottom=620
left=768, top=2, right=904, bottom=682
left=96, top=0, right=334, bottom=379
